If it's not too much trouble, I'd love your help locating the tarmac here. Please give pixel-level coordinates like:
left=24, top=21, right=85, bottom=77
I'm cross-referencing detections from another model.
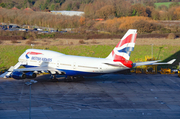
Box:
left=0, top=73, right=180, bottom=119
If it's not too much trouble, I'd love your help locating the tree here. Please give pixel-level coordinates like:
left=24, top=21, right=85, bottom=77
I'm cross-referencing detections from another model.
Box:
left=105, top=18, right=121, bottom=34
left=159, top=11, right=168, bottom=20
left=115, top=0, right=132, bottom=17
left=66, top=2, right=72, bottom=10
left=84, top=3, right=96, bottom=19
left=146, top=6, right=154, bottom=17
left=174, top=6, right=180, bottom=19
left=79, top=17, right=85, bottom=26
left=131, top=3, right=148, bottom=17
left=151, top=10, right=159, bottom=20
left=33, top=0, right=42, bottom=10
left=132, top=20, right=161, bottom=33
left=167, top=7, right=176, bottom=20
left=169, top=2, right=179, bottom=8
left=0, top=3, right=6, bottom=8
left=95, top=5, right=115, bottom=19
left=81, top=0, right=94, bottom=4
left=41, top=0, right=50, bottom=10
left=50, top=3, right=55, bottom=10
left=73, top=2, right=80, bottom=10
left=144, top=1, right=155, bottom=8
left=158, top=5, right=168, bottom=11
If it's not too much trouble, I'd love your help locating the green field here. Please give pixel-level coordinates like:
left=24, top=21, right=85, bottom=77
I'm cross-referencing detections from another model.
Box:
left=155, top=2, right=180, bottom=8
left=0, top=45, right=179, bottom=71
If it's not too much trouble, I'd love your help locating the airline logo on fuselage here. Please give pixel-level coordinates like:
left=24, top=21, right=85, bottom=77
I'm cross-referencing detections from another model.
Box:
left=26, top=52, right=42, bottom=59
left=31, top=56, right=52, bottom=62
left=25, top=51, right=52, bottom=62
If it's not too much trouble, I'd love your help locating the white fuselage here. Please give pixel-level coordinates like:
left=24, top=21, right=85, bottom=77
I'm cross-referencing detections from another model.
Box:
left=18, top=49, right=129, bottom=76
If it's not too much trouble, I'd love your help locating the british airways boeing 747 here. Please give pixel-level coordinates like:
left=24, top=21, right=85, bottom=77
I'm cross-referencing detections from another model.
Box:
left=3, top=29, right=176, bottom=81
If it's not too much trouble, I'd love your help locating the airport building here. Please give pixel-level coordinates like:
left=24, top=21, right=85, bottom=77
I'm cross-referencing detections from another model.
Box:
left=51, top=11, right=84, bottom=16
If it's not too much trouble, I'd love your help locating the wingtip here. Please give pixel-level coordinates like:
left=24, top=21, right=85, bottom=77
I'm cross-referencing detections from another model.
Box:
left=167, top=59, right=176, bottom=64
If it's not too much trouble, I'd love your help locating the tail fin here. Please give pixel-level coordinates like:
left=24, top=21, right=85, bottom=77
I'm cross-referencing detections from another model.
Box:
left=106, top=29, right=137, bottom=61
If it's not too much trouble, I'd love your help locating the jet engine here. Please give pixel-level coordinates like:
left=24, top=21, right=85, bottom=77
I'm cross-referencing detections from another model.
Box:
left=12, top=71, right=26, bottom=79
left=25, top=72, right=37, bottom=79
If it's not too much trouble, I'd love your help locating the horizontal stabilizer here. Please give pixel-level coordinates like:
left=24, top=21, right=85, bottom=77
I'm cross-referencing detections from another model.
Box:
left=168, top=59, right=176, bottom=64
left=152, top=59, right=176, bottom=65
left=133, top=59, right=176, bottom=67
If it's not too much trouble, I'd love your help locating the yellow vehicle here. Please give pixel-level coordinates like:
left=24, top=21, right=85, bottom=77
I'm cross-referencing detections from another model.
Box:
left=134, top=56, right=158, bottom=74
left=135, top=58, right=144, bottom=74
left=159, top=68, right=175, bottom=74
left=136, top=66, right=143, bottom=74
left=144, top=65, right=157, bottom=74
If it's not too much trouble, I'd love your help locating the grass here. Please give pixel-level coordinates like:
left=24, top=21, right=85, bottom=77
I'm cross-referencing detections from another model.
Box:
left=155, top=2, right=180, bottom=8
left=0, top=44, right=179, bottom=71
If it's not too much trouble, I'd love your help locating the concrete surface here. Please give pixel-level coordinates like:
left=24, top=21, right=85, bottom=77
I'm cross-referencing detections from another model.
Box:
left=0, top=74, right=180, bottom=119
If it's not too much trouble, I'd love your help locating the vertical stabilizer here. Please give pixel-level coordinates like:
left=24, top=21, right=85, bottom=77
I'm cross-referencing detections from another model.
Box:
left=106, top=29, right=137, bottom=61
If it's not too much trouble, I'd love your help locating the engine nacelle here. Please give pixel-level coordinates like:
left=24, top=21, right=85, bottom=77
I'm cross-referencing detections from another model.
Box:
left=25, top=72, right=37, bottom=79
left=12, top=71, right=26, bottom=79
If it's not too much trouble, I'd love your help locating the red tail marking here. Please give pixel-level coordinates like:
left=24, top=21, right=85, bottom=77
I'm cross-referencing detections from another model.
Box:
left=116, top=34, right=133, bottom=48
left=112, top=50, right=125, bottom=61
left=112, top=50, right=133, bottom=68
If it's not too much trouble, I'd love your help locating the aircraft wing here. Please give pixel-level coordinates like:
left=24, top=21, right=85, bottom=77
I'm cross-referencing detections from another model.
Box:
left=13, top=66, right=65, bottom=75
left=133, top=59, right=176, bottom=67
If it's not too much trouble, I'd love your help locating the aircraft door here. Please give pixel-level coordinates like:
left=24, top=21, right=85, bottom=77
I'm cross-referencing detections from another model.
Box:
left=38, top=61, right=41, bottom=66
left=99, top=65, right=103, bottom=72
left=57, top=60, right=60, bottom=68
left=73, top=62, right=76, bottom=69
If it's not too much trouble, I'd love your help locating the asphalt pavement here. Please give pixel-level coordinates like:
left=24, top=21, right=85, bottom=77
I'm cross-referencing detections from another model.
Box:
left=0, top=74, right=180, bottom=119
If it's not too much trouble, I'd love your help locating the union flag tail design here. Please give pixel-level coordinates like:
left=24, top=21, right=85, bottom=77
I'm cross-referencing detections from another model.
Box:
left=106, top=29, right=137, bottom=61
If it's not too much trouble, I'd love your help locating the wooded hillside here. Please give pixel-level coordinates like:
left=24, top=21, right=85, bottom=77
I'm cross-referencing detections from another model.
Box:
left=1, top=0, right=180, bottom=11
left=1, top=0, right=180, bottom=34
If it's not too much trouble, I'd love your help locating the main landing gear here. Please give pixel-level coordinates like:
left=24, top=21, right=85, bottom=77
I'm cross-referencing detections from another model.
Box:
left=50, top=74, right=59, bottom=82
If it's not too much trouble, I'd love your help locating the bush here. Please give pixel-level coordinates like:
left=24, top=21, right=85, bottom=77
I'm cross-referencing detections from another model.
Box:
left=151, top=30, right=162, bottom=34
left=151, top=10, right=159, bottom=20
left=29, top=37, right=35, bottom=41
left=69, top=42, right=73, bottom=45
left=167, top=33, right=176, bottom=39
left=160, top=28, right=171, bottom=33
left=91, top=39, right=98, bottom=44
left=79, top=40, right=85, bottom=44
left=132, top=20, right=161, bottom=33
left=25, top=40, right=34, bottom=45
left=30, top=32, right=37, bottom=39
left=11, top=40, right=18, bottom=43
left=38, top=33, right=56, bottom=39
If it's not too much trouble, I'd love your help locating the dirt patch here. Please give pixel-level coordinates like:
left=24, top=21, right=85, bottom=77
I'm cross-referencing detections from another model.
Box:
left=136, top=38, right=180, bottom=46
left=0, top=38, right=180, bottom=46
